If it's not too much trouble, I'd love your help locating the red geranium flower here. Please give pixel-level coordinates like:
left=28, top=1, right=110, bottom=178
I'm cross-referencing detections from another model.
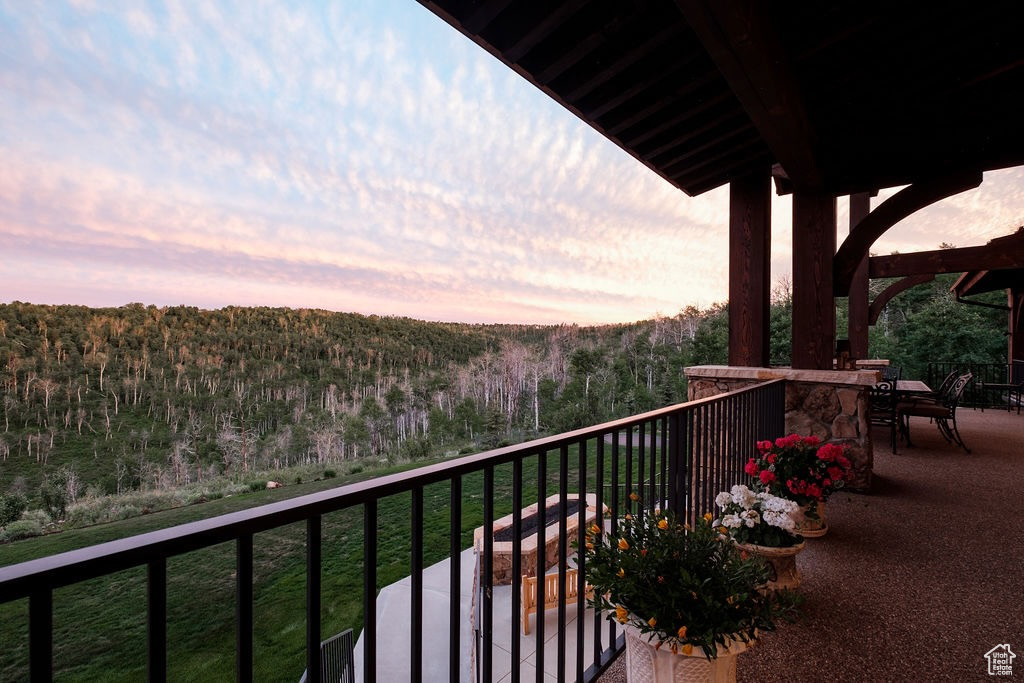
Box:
left=745, top=433, right=853, bottom=506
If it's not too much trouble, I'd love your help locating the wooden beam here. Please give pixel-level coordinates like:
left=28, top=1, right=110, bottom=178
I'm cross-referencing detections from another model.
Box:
left=728, top=167, right=771, bottom=367
left=792, top=192, right=836, bottom=369
left=462, top=0, right=516, bottom=34
left=869, top=239, right=1024, bottom=279
left=675, top=0, right=824, bottom=191
left=868, top=275, right=935, bottom=325
left=1011, top=289, right=1024, bottom=363
left=847, top=193, right=871, bottom=359
left=501, top=1, right=590, bottom=64
left=833, top=172, right=982, bottom=295
left=561, top=23, right=685, bottom=102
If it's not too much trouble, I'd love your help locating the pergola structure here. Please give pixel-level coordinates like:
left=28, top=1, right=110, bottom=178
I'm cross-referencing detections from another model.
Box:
left=417, top=0, right=1024, bottom=368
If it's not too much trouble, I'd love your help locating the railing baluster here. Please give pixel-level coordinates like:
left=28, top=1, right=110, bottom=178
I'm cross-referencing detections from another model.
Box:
left=535, top=450, right=546, bottom=683
left=363, top=502, right=377, bottom=683
left=29, top=589, right=52, bottom=683
left=625, top=428, right=633, bottom=517
left=593, top=432, right=605, bottom=664
left=556, top=443, right=568, bottom=683
left=449, top=476, right=462, bottom=683
left=411, top=487, right=423, bottom=682
left=237, top=533, right=253, bottom=682
left=511, top=459, right=522, bottom=683
left=306, top=516, right=321, bottom=683
left=576, top=439, right=587, bottom=682
left=482, top=466, right=494, bottom=683
left=148, top=557, right=167, bottom=682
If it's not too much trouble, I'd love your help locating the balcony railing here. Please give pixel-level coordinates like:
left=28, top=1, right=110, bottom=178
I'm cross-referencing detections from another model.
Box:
left=927, top=360, right=1023, bottom=409
left=0, top=379, right=785, bottom=683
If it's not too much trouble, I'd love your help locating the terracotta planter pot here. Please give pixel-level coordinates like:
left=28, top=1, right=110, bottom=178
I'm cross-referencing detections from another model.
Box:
left=622, top=623, right=754, bottom=683
left=796, top=501, right=828, bottom=538
left=735, top=540, right=806, bottom=591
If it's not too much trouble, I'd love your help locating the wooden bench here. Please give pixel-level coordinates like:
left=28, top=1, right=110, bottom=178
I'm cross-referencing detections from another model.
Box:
left=521, top=568, right=590, bottom=634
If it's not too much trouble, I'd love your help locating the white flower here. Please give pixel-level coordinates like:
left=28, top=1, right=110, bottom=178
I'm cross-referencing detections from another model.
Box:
left=720, top=514, right=742, bottom=529
left=715, top=491, right=732, bottom=509
left=730, top=484, right=757, bottom=509
left=740, top=509, right=760, bottom=528
left=763, top=510, right=796, bottom=531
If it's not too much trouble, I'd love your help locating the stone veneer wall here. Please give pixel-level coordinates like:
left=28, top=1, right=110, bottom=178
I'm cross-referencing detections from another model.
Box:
left=684, top=365, right=881, bottom=491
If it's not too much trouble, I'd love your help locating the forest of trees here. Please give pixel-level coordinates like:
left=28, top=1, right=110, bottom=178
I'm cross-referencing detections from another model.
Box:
left=0, top=274, right=1008, bottom=536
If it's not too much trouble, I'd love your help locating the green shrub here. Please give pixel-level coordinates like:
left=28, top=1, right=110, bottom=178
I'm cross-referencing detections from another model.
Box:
left=0, top=518, right=43, bottom=542
left=21, top=509, right=52, bottom=527
left=248, top=481, right=267, bottom=492
left=346, top=464, right=363, bottom=475
left=323, top=469, right=337, bottom=479
left=0, top=492, right=27, bottom=526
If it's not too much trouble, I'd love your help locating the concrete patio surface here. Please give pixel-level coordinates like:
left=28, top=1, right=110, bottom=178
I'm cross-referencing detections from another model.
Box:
left=600, top=407, right=1024, bottom=682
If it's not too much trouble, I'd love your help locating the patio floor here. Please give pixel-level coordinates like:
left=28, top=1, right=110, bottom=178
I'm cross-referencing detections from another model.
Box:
left=599, top=407, right=1024, bottom=682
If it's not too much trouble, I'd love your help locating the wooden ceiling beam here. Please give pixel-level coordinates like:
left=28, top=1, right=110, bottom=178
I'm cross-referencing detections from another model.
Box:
left=674, top=0, right=824, bottom=191
left=833, top=171, right=983, bottom=295
left=462, top=0, right=516, bottom=34
left=602, top=71, right=720, bottom=135
left=584, top=62, right=687, bottom=122
left=659, top=127, right=762, bottom=177
left=622, top=92, right=735, bottom=151
left=671, top=146, right=772, bottom=193
left=501, top=1, right=590, bottom=64
left=869, top=239, right=1024, bottom=279
left=560, top=25, right=686, bottom=102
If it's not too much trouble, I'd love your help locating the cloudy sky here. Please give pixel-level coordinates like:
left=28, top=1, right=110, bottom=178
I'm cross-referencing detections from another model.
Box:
left=2, top=1, right=1023, bottom=325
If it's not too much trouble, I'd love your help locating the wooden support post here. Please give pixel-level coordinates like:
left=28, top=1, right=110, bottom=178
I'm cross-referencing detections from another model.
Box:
left=1010, top=287, right=1024, bottom=363
left=847, top=193, right=871, bottom=359
left=792, top=192, right=837, bottom=369
left=728, top=167, right=771, bottom=367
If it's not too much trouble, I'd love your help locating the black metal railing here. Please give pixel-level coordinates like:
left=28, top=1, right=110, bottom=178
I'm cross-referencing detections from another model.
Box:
left=927, top=361, right=1023, bottom=409
left=0, top=379, right=785, bottom=683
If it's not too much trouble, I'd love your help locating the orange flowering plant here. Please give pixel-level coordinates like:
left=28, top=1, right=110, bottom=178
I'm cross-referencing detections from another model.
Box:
left=578, top=502, right=800, bottom=659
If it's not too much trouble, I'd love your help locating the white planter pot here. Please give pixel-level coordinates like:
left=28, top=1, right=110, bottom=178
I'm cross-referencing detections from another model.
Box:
left=735, top=540, right=806, bottom=591
left=623, top=623, right=754, bottom=683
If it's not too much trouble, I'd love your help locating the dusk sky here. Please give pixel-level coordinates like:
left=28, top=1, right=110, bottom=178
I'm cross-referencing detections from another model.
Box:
left=3, top=2, right=1023, bottom=325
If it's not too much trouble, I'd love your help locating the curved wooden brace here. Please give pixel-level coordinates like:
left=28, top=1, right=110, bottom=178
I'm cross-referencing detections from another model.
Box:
left=833, top=171, right=982, bottom=295
left=868, top=274, right=935, bottom=324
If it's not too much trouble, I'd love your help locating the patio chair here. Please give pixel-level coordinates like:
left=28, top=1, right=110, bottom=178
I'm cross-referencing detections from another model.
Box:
left=898, top=372, right=973, bottom=453
left=868, top=379, right=900, bottom=453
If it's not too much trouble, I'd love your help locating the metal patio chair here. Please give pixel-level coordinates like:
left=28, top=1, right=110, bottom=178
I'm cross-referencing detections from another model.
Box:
left=869, top=379, right=900, bottom=453
left=898, top=372, right=973, bottom=453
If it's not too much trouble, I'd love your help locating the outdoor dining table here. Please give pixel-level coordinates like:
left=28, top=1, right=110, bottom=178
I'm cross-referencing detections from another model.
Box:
left=893, top=380, right=931, bottom=395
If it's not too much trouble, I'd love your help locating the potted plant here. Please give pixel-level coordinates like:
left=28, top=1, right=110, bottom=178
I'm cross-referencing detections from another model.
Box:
left=713, top=484, right=804, bottom=590
left=743, top=434, right=853, bottom=537
left=581, top=503, right=800, bottom=682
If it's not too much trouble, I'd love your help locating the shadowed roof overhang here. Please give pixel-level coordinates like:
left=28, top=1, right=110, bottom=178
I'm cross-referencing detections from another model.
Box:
left=417, top=0, right=1024, bottom=197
